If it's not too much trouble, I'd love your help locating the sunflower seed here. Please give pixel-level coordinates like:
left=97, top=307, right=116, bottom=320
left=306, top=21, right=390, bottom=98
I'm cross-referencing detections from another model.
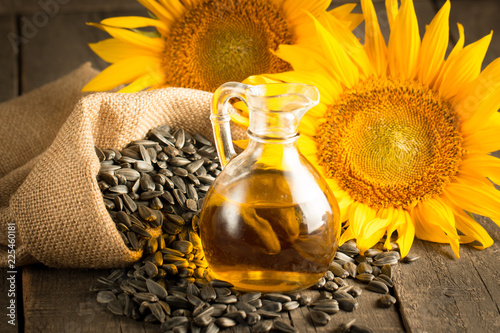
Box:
left=375, top=274, right=394, bottom=288
left=253, top=320, right=274, bottom=332
left=170, top=157, right=191, bottom=167
left=130, top=225, right=152, bottom=239
left=97, top=291, right=117, bottom=304
left=380, top=263, right=392, bottom=278
left=367, top=280, right=389, bottom=294
left=310, top=309, right=330, bottom=326
left=137, top=204, right=157, bottom=221
left=273, top=321, right=298, bottom=333
left=107, top=299, right=124, bottom=315
left=200, top=284, right=217, bottom=302
left=379, top=294, right=397, bottom=308
left=174, top=129, right=185, bottom=149
left=122, top=193, right=137, bottom=212
left=116, top=168, right=141, bottom=181
left=161, top=316, right=189, bottom=331
left=402, top=254, right=420, bottom=263
left=329, top=262, right=349, bottom=278
left=373, top=256, right=399, bottom=266
left=356, top=273, right=375, bottom=283
left=357, top=262, right=372, bottom=275
left=109, top=185, right=128, bottom=194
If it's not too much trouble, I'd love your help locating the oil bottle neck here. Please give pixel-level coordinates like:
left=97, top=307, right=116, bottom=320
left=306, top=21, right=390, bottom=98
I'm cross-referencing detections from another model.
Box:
left=248, top=108, right=301, bottom=142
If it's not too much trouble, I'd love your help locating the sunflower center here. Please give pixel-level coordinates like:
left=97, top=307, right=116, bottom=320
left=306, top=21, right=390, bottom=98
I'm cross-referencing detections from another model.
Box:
left=318, top=77, right=463, bottom=209
left=163, top=0, right=293, bottom=92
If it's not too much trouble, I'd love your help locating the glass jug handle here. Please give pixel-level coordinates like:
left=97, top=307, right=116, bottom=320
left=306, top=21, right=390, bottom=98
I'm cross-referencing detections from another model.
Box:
left=210, top=82, right=249, bottom=168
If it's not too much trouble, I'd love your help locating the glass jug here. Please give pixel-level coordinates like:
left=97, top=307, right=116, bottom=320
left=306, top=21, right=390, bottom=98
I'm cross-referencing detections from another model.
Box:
left=199, top=82, right=340, bottom=292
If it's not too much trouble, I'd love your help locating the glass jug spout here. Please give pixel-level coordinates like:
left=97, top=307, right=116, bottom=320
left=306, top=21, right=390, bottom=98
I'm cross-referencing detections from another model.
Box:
left=211, top=82, right=320, bottom=167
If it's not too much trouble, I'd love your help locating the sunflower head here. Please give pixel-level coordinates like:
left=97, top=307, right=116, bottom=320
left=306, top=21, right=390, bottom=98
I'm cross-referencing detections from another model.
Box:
left=239, top=0, right=500, bottom=258
left=82, top=0, right=362, bottom=93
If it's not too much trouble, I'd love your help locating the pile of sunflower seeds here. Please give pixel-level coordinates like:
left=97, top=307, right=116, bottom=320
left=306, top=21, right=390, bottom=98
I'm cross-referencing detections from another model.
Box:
left=93, top=124, right=419, bottom=332
left=92, top=236, right=415, bottom=332
left=95, top=124, right=219, bottom=253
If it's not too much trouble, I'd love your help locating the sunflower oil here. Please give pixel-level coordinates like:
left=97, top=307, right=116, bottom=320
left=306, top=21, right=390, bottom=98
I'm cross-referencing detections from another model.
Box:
left=199, top=172, right=338, bottom=292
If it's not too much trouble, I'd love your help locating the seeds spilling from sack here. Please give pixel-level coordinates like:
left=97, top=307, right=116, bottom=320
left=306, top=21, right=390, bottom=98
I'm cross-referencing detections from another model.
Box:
left=94, top=125, right=418, bottom=332
left=96, top=125, right=219, bottom=253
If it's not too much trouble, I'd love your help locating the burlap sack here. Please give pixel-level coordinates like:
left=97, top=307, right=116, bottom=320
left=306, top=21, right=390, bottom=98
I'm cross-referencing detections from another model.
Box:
left=0, top=62, right=244, bottom=268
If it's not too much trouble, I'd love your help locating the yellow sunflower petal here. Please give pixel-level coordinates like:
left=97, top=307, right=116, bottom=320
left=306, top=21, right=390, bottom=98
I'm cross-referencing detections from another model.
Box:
left=118, top=70, right=164, bottom=93
left=357, top=208, right=394, bottom=254
left=452, top=207, right=494, bottom=250
left=417, top=0, right=450, bottom=86
left=388, top=0, right=420, bottom=80
left=413, top=198, right=460, bottom=257
left=328, top=3, right=364, bottom=31
left=384, top=208, right=403, bottom=249
left=278, top=0, right=330, bottom=26
left=263, top=71, right=341, bottom=105
left=396, top=210, right=415, bottom=258
left=445, top=180, right=500, bottom=222
left=438, top=31, right=492, bottom=100
left=89, top=38, right=157, bottom=64
left=459, top=153, right=500, bottom=184
left=87, top=23, right=164, bottom=53
left=229, top=113, right=250, bottom=128
left=316, top=11, right=374, bottom=78
left=298, top=135, right=319, bottom=156
left=461, top=82, right=500, bottom=135
left=348, top=202, right=378, bottom=240
left=308, top=15, right=359, bottom=88
left=385, top=0, right=399, bottom=31
left=339, top=225, right=355, bottom=246
left=432, top=23, right=465, bottom=91
left=158, top=0, right=185, bottom=18
left=462, top=125, right=500, bottom=153
left=454, top=57, right=500, bottom=116
left=82, top=56, right=160, bottom=91
left=299, top=116, right=319, bottom=137
left=244, top=75, right=283, bottom=86
left=137, top=0, right=177, bottom=24
left=361, top=0, right=388, bottom=76
left=100, top=16, right=168, bottom=35
left=233, top=139, right=249, bottom=150
left=356, top=219, right=388, bottom=255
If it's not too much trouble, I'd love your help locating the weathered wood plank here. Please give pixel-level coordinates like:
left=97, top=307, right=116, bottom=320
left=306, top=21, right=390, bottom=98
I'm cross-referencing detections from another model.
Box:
left=20, top=11, right=140, bottom=93
left=22, top=265, right=159, bottom=333
left=0, top=0, right=143, bottom=15
left=0, top=13, right=20, bottom=333
left=288, top=284, right=404, bottom=332
left=0, top=16, right=18, bottom=102
left=0, top=269, right=20, bottom=333
left=394, top=217, right=500, bottom=333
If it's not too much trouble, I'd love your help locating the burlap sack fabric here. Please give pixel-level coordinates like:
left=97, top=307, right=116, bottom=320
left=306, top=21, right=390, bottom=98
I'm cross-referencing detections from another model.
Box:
left=0, top=62, right=244, bottom=268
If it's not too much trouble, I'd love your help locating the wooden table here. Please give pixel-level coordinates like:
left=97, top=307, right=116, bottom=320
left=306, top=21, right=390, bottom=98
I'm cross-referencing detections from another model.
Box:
left=1, top=1, right=499, bottom=332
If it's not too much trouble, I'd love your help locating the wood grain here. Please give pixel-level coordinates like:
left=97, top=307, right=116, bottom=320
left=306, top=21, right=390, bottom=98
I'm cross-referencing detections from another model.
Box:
left=22, top=265, right=160, bottom=333
left=394, top=217, right=500, bottom=333
left=0, top=16, right=18, bottom=102
left=0, top=0, right=143, bottom=15
left=19, top=11, right=140, bottom=94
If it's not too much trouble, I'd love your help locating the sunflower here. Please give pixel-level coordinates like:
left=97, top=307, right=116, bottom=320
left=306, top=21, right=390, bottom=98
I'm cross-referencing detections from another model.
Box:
left=239, top=0, right=500, bottom=258
left=82, top=0, right=362, bottom=93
